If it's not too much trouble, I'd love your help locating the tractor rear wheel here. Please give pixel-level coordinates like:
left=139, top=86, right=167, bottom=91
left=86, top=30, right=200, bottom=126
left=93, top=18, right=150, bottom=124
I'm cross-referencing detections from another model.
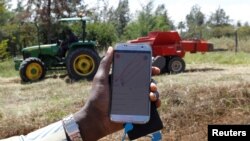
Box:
left=168, top=57, right=185, bottom=74
left=66, top=48, right=100, bottom=80
left=19, top=57, right=46, bottom=82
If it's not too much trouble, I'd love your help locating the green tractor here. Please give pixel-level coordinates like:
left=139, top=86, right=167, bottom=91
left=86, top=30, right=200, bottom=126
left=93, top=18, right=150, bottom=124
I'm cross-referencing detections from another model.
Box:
left=14, top=17, right=100, bottom=82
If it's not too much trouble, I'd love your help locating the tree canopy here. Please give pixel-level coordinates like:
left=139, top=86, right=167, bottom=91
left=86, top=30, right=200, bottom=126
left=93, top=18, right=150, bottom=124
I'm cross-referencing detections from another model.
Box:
left=0, top=1, right=250, bottom=59
left=123, top=1, right=174, bottom=40
left=208, top=7, right=231, bottom=26
left=185, top=5, right=205, bottom=38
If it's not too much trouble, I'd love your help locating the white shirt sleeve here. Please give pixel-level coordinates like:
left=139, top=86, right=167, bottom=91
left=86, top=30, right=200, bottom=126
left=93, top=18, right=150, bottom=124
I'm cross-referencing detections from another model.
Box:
left=0, top=121, right=67, bottom=141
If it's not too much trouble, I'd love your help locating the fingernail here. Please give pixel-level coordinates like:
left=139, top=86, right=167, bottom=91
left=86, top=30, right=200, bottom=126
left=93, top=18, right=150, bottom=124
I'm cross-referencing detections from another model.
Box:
left=107, top=47, right=113, bottom=54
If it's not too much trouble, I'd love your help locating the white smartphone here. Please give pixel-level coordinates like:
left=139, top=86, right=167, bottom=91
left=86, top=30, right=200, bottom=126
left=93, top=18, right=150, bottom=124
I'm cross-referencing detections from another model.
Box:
left=110, top=43, right=152, bottom=124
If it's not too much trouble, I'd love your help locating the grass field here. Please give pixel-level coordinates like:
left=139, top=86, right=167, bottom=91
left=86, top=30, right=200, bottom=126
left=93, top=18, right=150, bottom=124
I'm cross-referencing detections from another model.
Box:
left=0, top=60, right=18, bottom=78
left=0, top=52, right=250, bottom=140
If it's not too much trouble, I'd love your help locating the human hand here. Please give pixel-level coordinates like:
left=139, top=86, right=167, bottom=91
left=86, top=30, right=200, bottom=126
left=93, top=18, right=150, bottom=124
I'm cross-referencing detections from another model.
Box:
left=74, top=47, right=161, bottom=141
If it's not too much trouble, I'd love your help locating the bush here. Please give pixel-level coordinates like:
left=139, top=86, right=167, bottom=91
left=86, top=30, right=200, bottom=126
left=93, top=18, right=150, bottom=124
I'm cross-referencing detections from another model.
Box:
left=209, top=37, right=235, bottom=50
left=238, top=26, right=250, bottom=39
left=0, top=40, right=9, bottom=60
left=210, top=26, right=235, bottom=38
left=87, top=22, right=118, bottom=49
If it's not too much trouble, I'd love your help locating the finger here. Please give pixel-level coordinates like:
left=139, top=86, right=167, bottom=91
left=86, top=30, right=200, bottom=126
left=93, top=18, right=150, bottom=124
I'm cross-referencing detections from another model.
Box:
left=149, top=92, right=157, bottom=101
left=155, top=99, right=161, bottom=108
left=154, top=91, right=159, bottom=99
left=149, top=91, right=159, bottom=102
left=149, top=91, right=159, bottom=101
left=150, top=82, right=157, bottom=92
left=95, top=47, right=114, bottom=79
left=152, top=67, right=160, bottom=76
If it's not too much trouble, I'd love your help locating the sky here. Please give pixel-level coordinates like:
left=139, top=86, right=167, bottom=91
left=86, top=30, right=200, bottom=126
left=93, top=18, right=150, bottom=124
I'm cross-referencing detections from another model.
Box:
left=84, top=0, right=250, bottom=25
left=10, top=0, right=250, bottom=26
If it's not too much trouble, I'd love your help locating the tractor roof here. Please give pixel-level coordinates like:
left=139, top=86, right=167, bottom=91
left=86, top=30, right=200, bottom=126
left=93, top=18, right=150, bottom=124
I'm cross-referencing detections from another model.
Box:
left=59, top=17, right=91, bottom=22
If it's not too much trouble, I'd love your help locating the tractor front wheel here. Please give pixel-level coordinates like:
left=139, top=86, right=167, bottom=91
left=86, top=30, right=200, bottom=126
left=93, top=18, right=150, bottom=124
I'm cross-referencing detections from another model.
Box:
left=66, top=48, right=100, bottom=80
left=168, top=57, right=185, bottom=74
left=19, top=57, right=46, bottom=82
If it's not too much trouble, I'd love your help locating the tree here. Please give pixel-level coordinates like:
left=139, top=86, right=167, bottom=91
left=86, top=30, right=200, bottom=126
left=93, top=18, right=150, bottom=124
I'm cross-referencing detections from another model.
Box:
left=0, top=0, right=10, bottom=26
left=185, top=5, right=205, bottom=38
left=237, top=21, right=242, bottom=27
left=177, top=21, right=185, bottom=36
left=26, top=0, right=84, bottom=19
left=244, top=22, right=249, bottom=27
left=24, top=0, right=86, bottom=43
left=186, top=5, right=205, bottom=27
left=238, top=25, right=250, bottom=39
left=123, top=1, right=174, bottom=40
left=0, top=0, right=16, bottom=58
left=208, top=7, right=231, bottom=26
left=87, top=22, right=117, bottom=49
left=114, top=0, right=130, bottom=37
left=207, top=7, right=234, bottom=38
left=153, top=4, right=174, bottom=31
left=123, top=1, right=155, bottom=39
left=95, top=0, right=111, bottom=22
left=0, top=0, right=12, bottom=40
left=0, top=40, right=9, bottom=60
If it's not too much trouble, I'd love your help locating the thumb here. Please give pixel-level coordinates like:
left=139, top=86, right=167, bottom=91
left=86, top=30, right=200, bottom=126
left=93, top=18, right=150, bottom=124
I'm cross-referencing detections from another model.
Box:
left=94, top=47, right=114, bottom=81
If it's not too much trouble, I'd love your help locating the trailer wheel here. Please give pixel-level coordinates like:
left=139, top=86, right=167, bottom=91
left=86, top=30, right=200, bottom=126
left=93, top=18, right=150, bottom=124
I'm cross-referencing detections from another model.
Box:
left=19, top=57, right=46, bottom=82
left=168, top=57, right=185, bottom=74
left=66, top=48, right=100, bottom=81
left=162, top=57, right=171, bottom=73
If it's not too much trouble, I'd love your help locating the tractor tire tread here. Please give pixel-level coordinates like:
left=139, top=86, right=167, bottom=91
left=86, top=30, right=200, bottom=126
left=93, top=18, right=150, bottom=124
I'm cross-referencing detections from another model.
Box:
left=19, top=57, right=46, bottom=82
left=66, top=48, right=100, bottom=81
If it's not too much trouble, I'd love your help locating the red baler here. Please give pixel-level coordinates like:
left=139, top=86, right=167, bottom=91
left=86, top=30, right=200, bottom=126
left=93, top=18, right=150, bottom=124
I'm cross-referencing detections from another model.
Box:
left=129, top=31, right=213, bottom=73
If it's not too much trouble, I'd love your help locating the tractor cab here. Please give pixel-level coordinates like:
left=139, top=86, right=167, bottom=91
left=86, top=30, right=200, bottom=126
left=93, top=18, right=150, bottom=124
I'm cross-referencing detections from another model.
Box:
left=15, top=17, right=100, bottom=82
left=58, top=17, right=90, bottom=41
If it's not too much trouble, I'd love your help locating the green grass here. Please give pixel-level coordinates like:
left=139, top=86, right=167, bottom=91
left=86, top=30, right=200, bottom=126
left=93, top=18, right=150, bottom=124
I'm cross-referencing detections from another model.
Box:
left=0, top=59, right=18, bottom=77
left=184, top=52, right=250, bottom=65
left=1, top=51, right=249, bottom=79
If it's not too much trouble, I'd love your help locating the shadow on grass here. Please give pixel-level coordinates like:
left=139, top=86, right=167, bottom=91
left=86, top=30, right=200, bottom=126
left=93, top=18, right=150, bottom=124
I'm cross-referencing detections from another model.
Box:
left=184, top=67, right=225, bottom=73
left=19, top=74, right=69, bottom=84
left=45, top=74, right=91, bottom=84
left=158, top=67, right=225, bottom=76
left=45, top=73, right=68, bottom=79
left=45, top=73, right=75, bottom=83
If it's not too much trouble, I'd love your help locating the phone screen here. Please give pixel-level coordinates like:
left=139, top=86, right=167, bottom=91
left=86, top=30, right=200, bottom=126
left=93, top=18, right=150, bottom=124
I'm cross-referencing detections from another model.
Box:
left=111, top=46, right=151, bottom=121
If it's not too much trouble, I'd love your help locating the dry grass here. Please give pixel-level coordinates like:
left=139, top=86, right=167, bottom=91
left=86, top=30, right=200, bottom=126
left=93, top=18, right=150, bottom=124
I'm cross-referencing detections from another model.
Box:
left=154, top=64, right=250, bottom=141
left=209, top=36, right=250, bottom=52
left=0, top=63, right=250, bottom=140
left=0, top=76, right=90, bottom=138
left=102, top=64, right=250, bottom=141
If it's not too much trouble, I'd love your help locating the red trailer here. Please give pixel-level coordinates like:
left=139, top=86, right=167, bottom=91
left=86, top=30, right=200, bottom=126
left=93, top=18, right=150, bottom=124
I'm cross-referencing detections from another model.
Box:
left=128, top=31, right=213, bottom=73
